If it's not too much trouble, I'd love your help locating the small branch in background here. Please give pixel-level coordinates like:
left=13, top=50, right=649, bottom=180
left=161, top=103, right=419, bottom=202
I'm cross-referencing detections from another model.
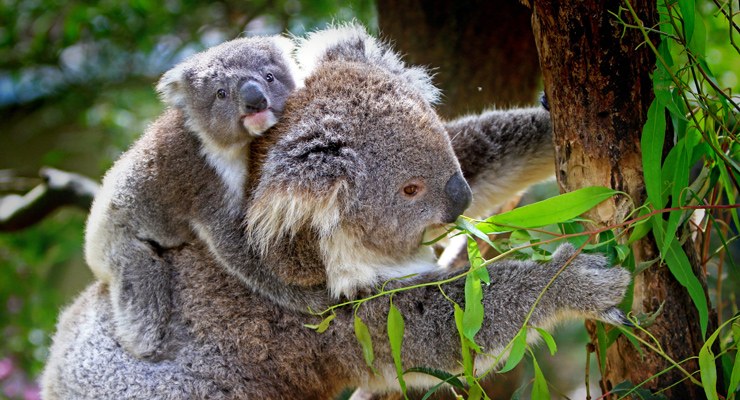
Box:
left=0, top=167, right=99, bottom=232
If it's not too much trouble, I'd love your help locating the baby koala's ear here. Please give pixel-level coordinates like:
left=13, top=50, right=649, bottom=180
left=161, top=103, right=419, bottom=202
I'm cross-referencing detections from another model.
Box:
left=156, top=63, right=189, bottom=109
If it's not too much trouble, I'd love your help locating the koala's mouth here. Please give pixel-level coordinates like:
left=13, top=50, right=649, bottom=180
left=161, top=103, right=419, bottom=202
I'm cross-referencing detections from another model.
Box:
left=241, top=109, right=277, bottom=135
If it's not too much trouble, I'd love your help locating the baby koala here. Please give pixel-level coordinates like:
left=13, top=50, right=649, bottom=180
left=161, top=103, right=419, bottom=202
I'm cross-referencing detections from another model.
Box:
left=84, top=35, right=299, bottom=360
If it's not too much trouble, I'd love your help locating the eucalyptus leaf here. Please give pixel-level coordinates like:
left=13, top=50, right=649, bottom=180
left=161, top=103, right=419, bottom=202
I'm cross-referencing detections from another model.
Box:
left=486, top=187, right=620, bottom=229
left=354, top=316, right=376, bottom=371
left=499, top=329, right=527, bottom=373
left=653, top=218, right=709, bottom=338
left=404, top=368, right=465, bottom=390
left=531, top=327, right=557, bottom=355
left=641, top=99, right=667, bottom=211
left=531, top=357, right=550, bottom=400
left=678, top=0, right=695, bottom=43
left=463, top=274, right=484, bottom=343
left=388, top=304, right=408, bottom=397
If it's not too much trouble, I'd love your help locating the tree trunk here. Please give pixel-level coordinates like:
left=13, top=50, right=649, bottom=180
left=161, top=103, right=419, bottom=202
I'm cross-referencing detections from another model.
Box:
left=377, top=0, right=541, bottom=119
left=532, top=1, right=718, bottom=398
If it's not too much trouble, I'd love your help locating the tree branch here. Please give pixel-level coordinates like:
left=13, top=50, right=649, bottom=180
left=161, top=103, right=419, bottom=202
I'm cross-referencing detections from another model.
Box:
left=0, top=167, right=99, bottom=231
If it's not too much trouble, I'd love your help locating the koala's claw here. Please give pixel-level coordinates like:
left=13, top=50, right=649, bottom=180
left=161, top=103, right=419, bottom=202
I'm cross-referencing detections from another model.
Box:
left=598, top=306, right=635, bottom=327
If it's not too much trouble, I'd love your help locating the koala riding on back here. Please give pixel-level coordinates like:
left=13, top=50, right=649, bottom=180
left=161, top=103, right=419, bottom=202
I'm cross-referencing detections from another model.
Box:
left=84, top=35, right=299, bottom=361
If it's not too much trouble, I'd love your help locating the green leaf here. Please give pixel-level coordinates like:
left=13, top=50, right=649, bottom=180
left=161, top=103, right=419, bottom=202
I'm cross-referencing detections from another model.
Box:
left=728, top=322, right=740, bottom=396
left=457, top=217, right=497, bottom=250
left=531, top=357, right=550, bottom=400
left=688, top=11, right=706, bottom=56
left=662, top=139, right=690, bottom=258
left=388, top=304, right=408, bottom=397
left=652, top=218, right=709, bottom=337
left=614, top=244, right=630, bottom=264
left=699, top=316, right=724, bottom=400
left=354, top=316, right=376, bottom=372
left=628, top=207, right=653, bottom=244
left=596, top=321, right=608, bottom=371
left=305, top=314, right=335, bottom=332
left=642, top=99, right=667, bottom=211
left=468, top=383, right=483, bottom=400
left=404, top=368, right=464, bottom=390
left=454, top=304, right=473, bottom=380
left=559, top=221, right=588, bottom=248
left=419, top=373, right=466, bottom=400
left=485, top=187, right=619, bottom=229
left=612, top=379, right=669, bottom=400
left=727, top=348, right=740, bottom=397
left=632, top=300, right=665, bottom=328
left=653, top=40, right=683, bottom=119
left=467, top=236, right=490, bottom=284
left=510, top=382, right=530, bottom=400
left=531, top=327, right=557, bottom=356
left=463, top=273, right=484, bottom=343
left=499, top=329, right=527, bottom=373
left=617, top=326, right=646, bottom=359
left=678, top=0, right=695, bottom=44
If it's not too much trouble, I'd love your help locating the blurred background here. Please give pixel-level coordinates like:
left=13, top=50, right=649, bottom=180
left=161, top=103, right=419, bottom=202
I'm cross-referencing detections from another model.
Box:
left=0, top=1, right=737, bottom=399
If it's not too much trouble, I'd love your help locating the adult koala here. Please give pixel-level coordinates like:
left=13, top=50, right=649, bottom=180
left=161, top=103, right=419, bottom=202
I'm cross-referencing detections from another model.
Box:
left=42, top=25, right=631, bottom=399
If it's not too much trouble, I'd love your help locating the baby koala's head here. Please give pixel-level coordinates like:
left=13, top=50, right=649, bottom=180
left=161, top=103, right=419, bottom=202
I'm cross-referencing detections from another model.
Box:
left=157, top=35, right=300, bottom=149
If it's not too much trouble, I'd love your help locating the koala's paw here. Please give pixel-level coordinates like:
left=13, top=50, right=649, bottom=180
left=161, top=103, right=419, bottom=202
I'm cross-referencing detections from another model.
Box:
left=551, top=244, right=633, bottom=326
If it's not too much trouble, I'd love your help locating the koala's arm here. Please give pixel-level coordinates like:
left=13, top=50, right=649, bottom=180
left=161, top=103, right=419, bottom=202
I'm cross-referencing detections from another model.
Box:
left=353, top=244, right=630, bottom=384
left=447, top=107, right=554, bottom=219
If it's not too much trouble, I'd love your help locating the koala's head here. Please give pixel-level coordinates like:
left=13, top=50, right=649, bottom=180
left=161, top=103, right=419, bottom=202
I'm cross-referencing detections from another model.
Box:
left=248, top=25, right=472, bottom=299
left=157, top=35, right=299, bottom=150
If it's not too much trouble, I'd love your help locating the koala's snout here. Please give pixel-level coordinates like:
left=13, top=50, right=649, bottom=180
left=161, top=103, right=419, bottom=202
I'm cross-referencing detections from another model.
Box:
left=240, top=81, right=268, bottom=113
left=442, top=172, right=472, bottom=223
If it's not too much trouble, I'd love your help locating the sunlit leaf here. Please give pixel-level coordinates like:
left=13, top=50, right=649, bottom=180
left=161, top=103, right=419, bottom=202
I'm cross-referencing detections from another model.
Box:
left=354, top=316, right=376, bottom=372
left=531, top=327, right=557, bottom=356
left=596, top=321, right=608, bottom=371
left=642, top=99, right=667, bottom=212
left=499, top=329, right=527, bottom=373
left=405, top=368, right=465, bottom=389
left=531, top=357, right=550, bottom=400
left=678, top=0, right=695, bottom=43
left=317, top=314, right=334, bottom=333
left=463, top=274, right=484, bottom=343
left=388, top=304, right=408, bottom=397
left=485, top=187, right=620, bottom=230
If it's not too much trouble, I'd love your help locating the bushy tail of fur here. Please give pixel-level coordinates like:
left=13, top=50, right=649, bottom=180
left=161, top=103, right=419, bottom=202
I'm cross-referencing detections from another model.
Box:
left=295, top=22, right=440, bottom=105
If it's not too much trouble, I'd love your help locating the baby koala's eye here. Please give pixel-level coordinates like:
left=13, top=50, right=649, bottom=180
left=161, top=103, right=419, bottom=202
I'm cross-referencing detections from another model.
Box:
left=265, top=73, right=274, bottom=83
left=217, top=89, right=228, bottom=99
left=403, top=184, right=419, bottom=196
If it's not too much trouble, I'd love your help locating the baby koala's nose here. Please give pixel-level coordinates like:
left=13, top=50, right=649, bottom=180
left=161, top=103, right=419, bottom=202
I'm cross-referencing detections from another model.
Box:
left=240, top=81, right=268, bottom=113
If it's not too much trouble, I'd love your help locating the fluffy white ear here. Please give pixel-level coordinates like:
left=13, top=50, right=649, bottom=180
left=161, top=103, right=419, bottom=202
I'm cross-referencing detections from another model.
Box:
left=155, top=63, right=189, bottom=109
left=269, top=35, right=305, bottom=89
left=296, top=22, right=440, bottom=105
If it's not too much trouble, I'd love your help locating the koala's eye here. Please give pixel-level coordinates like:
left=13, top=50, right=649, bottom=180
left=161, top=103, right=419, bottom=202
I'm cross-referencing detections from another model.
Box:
left=403, top=184, right=420, bottom=197
left=217, top=89, right=227, bottom=99
left=265, top=73, right=274, bottom=83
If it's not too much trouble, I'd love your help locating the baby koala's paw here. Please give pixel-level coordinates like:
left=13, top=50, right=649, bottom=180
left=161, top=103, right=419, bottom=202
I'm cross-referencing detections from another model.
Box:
left=551, top=244, right=633, bottom=326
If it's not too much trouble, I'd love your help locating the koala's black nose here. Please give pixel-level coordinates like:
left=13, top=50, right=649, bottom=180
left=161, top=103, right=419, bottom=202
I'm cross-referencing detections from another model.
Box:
left=240, top=81, right=268, bottom=113
left=443, top=172, right=472, bottom=223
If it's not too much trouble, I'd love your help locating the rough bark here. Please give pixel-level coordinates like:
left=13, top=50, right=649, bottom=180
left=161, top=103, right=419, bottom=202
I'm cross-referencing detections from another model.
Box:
left=377, top=0, right=541, bottom=119
left=532, top=1, right=718, bottom=398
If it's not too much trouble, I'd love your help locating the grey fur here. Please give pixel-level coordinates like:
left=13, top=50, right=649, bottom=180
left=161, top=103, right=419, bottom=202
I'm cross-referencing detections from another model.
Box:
left=84, top=35, right=300, bottom=360
left=43, top=25, right=631, bottom=399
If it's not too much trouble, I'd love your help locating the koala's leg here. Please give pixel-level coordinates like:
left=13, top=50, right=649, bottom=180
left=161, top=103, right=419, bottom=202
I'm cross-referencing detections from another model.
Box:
left=107, top=237, right=176, bottom=361
left=446, top=107, right=554, bottom=219
left=354, top=244, right=630, bottom=390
